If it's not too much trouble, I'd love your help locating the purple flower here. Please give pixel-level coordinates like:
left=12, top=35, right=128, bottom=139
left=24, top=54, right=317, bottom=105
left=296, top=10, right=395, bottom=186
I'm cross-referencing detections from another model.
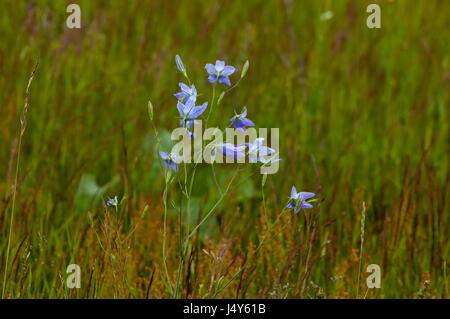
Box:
left=175, top=54, right=186, bottom=73
left=286, top=186, right=315, bottom=213
left=245, top=138, right=274, bottom=163
left=106, top=196, right=118, bottom=207
left=205, top=60, right=236, bottom=86
left=177, top=97, right=208, bottom=119
left=230, top=107, right=255, bottom=131
left=174, top=82, right=197, bottom=102
left=218, top=143, right=246, bottom=159
left=179, top=118, right=198, bottom=138
left=159, top=151, right=180, bottom=172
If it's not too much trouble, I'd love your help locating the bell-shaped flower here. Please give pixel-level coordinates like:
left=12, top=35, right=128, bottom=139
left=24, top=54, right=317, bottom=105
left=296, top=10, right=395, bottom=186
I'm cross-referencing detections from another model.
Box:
left=230, top=107, right=255, bottom=131
left=218, top=143, right=246, bottom=159
left=286, top=186, right=316, bottom=213
left=159, top=151, right=180, bottom=172
left=245, top=138, right=275, bottom=163
left=177, top=96, right=208, bottom=120
left=205, top=60, right=236, bottom=86
left=174, top=82, right=197, bottom=102
left=106, top=196, right=118, bottom=207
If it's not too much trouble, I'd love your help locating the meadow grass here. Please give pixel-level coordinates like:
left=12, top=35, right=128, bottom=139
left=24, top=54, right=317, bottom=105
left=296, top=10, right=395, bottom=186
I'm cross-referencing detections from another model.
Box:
left=0, top=0, right=449, bottom=298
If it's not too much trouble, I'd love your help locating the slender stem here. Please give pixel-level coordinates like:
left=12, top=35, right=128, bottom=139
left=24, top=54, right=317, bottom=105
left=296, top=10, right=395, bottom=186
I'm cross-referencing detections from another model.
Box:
left=2, top=134, right=23, bottom=298
left=261, top=177, right=267, bottom=220
left=301, top=212, right=313, bottom=296
left=162, top=179, right=173, bottom=293
left=173, top=167, right=239, bottom=298
left=357, top=202, right=366, bottom=298
left=2, top=62, right=38, bottom=298
left=255, top=207, right=287, bottom=253
left=211, top=162, right=223, bottom=195
left=173, top=82, right=219, bottom=297
left=186, top=168, right=239, bottom=240
left=205, top=84, right=216, bottom=125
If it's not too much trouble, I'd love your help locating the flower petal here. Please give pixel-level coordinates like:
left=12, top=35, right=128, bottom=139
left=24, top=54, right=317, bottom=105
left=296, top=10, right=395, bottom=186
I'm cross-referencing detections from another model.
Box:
left=177, top=101, right=187, bottom=116
left=240, top=106, right=247, bottom=118
left=174, top=92, right=187, bottom=101
left=187, top=102, right=208, bottom=119
left=291, top=186, right=297, bottom=198
left=205, top=63, right=216, bottom=75
left=159, top=151, right=169, bottom=160
left=208, top=75, right=218, bottom=83
left=215, top=60, right=225, bottom=72
left=231, top=119, right=246, bottom=130
left=259, top=146, right=274, bottom=156
left=300, top=202, right=313, bottom=209
left=169, top=161, right=178, bottom=172
left=299, top=192, right=315, bottom=200
left=218, top=76, right=231, bottom=86
left=240, top=118, right=255, bottom=127
left=179, top=82, right=190, bottom=92
left=221, top=65, right=236, bottom=76
left=220, top=143, right=245, bottom=159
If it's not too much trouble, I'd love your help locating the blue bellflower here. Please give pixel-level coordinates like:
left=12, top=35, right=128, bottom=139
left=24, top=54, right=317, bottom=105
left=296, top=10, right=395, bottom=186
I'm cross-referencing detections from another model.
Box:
left=246, top=138, right=275, bottom=163
left=159, top=151, right=180, bottom=172
left=286, top=186, right=316, bottom=213
left=177, top=97, right=208, bottom=120
left=106, top=196, right=118, bottom=207
left=230, top=107, right=255, bottom=131
left=179, top=118, right=199, bottom=138
left=219, top=143, right=246, bottom=159
left=205, top=60, right=236, bottom=86
left=174, top=82, right=197, bottom=102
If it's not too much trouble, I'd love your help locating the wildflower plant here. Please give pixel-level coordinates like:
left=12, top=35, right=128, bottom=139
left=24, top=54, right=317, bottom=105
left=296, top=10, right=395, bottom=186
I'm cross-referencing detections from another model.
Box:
left=146, top=54, right=317, bottom=298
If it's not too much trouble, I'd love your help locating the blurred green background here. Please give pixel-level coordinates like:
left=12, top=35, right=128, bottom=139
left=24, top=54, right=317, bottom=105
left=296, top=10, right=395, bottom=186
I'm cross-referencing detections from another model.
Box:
left=0, top=0, right=449, bottom=298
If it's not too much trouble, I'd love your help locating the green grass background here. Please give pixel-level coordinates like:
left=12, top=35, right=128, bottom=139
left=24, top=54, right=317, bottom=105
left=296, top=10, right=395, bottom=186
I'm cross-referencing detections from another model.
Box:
left=0, top=0, right=449, bottom=298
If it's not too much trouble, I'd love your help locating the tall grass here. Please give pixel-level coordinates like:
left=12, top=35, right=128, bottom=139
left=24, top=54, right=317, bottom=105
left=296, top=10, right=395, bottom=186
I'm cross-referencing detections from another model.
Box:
left=0, top=0, right=448, bottom=298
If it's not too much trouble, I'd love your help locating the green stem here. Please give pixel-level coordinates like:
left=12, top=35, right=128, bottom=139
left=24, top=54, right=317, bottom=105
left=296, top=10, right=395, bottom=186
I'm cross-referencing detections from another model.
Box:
left=2, top=134, right=22, bottom=298
left=162, top=179, right=173, bottom=293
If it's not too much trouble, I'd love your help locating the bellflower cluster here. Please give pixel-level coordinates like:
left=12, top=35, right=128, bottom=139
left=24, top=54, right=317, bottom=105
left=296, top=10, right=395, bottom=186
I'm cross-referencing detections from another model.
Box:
left=158, top=55, right=316, bottom=218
